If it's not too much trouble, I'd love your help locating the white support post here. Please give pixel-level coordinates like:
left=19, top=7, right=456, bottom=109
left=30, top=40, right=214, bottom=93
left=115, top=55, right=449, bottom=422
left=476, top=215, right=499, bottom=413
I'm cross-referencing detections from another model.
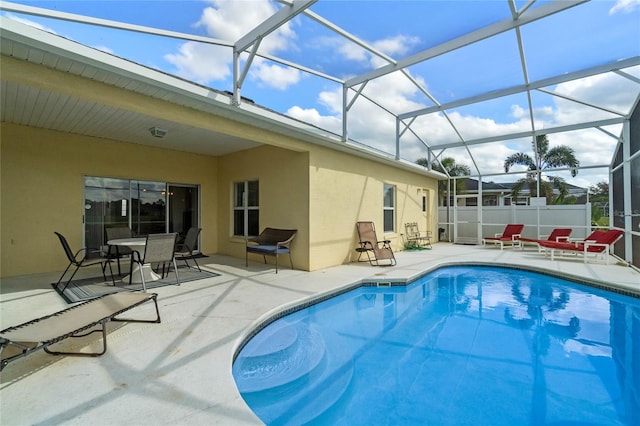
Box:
left=622, top=121, right=632, bottom=263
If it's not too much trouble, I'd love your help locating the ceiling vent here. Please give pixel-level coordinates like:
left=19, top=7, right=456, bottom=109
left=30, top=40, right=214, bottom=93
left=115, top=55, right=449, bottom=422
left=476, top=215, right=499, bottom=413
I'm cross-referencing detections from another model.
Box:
left=149, top=126, right=167, bottom=138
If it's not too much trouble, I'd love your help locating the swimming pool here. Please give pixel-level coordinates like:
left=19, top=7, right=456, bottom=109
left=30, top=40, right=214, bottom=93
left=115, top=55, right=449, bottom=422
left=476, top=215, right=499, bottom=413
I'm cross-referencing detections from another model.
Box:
left=232, top=265, right=640, bottom=425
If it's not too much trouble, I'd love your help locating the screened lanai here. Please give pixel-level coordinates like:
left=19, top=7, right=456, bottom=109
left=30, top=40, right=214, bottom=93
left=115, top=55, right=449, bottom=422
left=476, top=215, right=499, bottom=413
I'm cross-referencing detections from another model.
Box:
left=1, top=0, right=639, bottom=267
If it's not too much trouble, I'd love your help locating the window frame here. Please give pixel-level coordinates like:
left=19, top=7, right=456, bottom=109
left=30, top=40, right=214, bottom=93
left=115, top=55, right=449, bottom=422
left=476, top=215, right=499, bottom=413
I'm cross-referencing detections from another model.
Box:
left=383, top=183, right=396, bottom=233
left=233, top=180, right=260, bottom=237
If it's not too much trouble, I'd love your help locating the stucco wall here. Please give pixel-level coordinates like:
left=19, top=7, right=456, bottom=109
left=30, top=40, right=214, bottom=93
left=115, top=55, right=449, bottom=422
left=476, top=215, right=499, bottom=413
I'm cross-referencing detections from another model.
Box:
left=308, top=147, right=438, bottom=270
left=217, top=145, right=310, bottom=270
left=0, top=123, right=218, bottom=277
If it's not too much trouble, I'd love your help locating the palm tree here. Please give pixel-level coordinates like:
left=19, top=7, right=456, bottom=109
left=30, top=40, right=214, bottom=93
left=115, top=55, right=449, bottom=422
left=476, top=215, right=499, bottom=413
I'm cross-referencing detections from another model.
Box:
left=503, top=135, right=579, bottom=204
left=416, top=156, right=470, bottom=206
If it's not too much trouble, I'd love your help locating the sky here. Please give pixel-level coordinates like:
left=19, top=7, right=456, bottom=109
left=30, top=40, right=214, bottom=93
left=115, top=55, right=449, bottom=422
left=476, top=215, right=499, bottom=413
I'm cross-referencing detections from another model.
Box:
left=2, top=0, right=640, bottom=190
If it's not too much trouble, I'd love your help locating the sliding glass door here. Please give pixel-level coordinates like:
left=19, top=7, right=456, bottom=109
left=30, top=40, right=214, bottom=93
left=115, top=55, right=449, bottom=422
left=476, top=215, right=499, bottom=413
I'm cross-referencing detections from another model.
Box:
left=168, top=184, right=199, bottom=250
left=131, top=180, right=167, bottom=236
left=84, top=177, right=131, bottom=256
left=84, top=177, right=199, bottom=256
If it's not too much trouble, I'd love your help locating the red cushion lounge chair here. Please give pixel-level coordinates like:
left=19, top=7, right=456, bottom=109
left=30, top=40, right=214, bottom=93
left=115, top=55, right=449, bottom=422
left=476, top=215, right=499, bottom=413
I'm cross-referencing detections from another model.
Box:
left=519, top=228, right=572, bottom=251
left=537, top=229, right=623, bottom=264
left=482, top=224, right=524, bottom=250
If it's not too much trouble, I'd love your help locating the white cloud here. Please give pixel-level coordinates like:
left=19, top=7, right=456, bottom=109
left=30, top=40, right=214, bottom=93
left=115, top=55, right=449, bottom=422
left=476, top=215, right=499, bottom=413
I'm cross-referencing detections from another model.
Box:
left=164, top=43, right=231, bottom=84
left=286, top=105, right=342, bottom=134
left=511, top=104, right=527, bottom=119
left=310, top=33, right=420, bottom=72
left=166, top=0, right=300, bottom=88
left=609, top=0, right=640, bottom=15
left=250, top=60, right=302, bottom=90
left=338, top=42, right=370, bottom=63
left=197, top=0, right=296, bottom=53
left=372, top=34, right=421, bottom=57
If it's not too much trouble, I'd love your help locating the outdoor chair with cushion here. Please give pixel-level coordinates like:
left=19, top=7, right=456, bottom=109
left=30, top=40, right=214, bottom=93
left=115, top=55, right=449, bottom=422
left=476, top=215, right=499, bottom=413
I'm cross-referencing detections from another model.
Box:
left=130, top=233, right=180, bottom=291
left=537, top=229, right=623, bottom=264
left=0, top=292, right=160, bottom=371
left=355, top=221, right=396, bottom=266
left=482, top=224, right=524, bottom=250
left=246, top=228, right=297, bottom=273
left=174, top=227, right=202, bottom=272
left=105, top=225, right=134, bottom=276
left=404, top=222, right=432, bottom=249
left=519, top=228, right=572, bottom=251
left=54, top=232, right=115, bottom=293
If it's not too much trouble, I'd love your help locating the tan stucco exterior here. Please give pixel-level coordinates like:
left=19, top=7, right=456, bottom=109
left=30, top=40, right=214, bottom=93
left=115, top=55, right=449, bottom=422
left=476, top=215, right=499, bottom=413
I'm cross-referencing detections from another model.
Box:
left=0, top=123, right=218, bottom=277
left=0, top=57, right=438, bottom=278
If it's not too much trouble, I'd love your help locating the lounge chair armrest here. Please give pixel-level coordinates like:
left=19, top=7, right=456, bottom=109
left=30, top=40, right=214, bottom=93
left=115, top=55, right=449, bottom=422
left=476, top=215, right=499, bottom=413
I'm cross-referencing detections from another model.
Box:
left=359, top=240, right=374, bottom=249
left=494, top=232, right=502, bottom=238
left=583, top=241, right=608, bottom=251
left=511, top=234, right=521, bottom=241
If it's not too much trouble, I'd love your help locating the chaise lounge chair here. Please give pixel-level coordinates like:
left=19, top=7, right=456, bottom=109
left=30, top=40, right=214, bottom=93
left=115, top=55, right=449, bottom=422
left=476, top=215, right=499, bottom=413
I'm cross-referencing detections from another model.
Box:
left=355, top=221, right=397, bottom=266
left=0, top=292, right=160, bottom=371
left=482, top=224, right=524, bottom=250
left=519, top=228, right=572, bottom=251
left=537, top=229, right=624, bottom=264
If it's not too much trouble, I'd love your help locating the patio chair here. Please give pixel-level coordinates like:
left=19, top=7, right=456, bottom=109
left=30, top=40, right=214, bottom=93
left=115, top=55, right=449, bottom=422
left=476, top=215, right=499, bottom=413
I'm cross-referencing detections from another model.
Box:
left=482, top=224, right=524, bottom=250
left=404, top=222, right=432, bottom=249
left=355, top=221, right=396, bottom=266
left=246, top=228, right=297, bottom=273
left=537, top=229, right=624, bottom=264
left=519, top=228, right=572, bottom=251
left=130, top=233, right=180, bottom=291
left=54, top=232, right=115, bottom=293
left=105, top=225, right=134, bottom=276
left=174, top=227, right=202, bottom=272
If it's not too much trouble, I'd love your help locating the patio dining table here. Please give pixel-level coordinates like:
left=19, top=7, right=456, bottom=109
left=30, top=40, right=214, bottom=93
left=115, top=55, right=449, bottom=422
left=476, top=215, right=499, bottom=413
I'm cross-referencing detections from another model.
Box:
left=107, top=237, right=161, bottom=284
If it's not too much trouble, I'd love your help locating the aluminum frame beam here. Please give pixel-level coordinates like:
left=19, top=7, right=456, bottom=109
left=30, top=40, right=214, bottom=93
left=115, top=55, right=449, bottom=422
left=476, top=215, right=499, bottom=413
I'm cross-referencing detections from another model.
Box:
left=399, top=57, right=640, bottom=120
left=345, top=0, right=587, bottom=88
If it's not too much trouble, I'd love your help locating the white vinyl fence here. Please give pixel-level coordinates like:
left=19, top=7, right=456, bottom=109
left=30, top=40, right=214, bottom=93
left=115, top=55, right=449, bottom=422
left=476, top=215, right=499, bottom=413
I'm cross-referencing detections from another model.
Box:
left=437, top=204, right=592, bottom=244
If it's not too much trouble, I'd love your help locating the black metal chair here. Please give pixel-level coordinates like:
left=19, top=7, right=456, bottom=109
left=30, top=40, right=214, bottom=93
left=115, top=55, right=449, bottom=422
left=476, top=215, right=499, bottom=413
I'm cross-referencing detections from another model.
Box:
left=54, top=232, right=115, bottom=292
left=174, top=227, right=202, bottom=272
left=130, top=233, right=180, bottom=291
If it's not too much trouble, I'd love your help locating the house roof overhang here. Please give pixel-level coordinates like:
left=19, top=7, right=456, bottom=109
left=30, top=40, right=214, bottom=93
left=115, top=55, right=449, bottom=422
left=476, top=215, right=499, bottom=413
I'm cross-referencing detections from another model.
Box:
left=0, top=16, right=445, bottom=180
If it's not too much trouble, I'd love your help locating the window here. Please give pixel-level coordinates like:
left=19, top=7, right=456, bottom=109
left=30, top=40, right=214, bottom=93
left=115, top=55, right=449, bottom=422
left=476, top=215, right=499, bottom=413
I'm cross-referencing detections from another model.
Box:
left=383, top=183, right=395, bottom=233
left=233, top=180, right=259, bottom=237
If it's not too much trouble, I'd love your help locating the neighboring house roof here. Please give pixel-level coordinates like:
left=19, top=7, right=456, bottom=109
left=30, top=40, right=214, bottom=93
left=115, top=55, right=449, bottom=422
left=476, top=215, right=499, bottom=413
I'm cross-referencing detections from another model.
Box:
left=461, top=178, right=586, bottom=196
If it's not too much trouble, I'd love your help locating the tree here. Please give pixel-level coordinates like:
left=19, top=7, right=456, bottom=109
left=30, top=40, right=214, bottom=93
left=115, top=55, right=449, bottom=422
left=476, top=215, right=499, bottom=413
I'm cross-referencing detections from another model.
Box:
left=589, top=181, right=609, bottom=202
left=417, top=156, right=470, bottom=206
left=503, top=134, right=579, bottom=204
left=589, top=181, right=609, bottom=225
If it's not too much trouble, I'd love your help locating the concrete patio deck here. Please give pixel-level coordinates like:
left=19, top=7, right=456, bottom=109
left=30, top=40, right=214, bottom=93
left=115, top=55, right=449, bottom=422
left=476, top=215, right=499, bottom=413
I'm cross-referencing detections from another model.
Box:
left=1, top=243, right=639, bottom=425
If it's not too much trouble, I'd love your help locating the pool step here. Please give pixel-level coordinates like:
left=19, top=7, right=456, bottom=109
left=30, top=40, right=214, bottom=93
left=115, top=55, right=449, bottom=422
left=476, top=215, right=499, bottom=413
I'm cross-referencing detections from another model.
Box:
left=234, top=321, right=355, bottom=425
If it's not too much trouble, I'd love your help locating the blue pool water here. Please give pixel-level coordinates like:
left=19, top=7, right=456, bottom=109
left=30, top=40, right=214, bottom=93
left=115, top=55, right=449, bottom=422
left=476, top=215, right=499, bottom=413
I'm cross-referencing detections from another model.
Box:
left=232, top=265, right=640, bottom=425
